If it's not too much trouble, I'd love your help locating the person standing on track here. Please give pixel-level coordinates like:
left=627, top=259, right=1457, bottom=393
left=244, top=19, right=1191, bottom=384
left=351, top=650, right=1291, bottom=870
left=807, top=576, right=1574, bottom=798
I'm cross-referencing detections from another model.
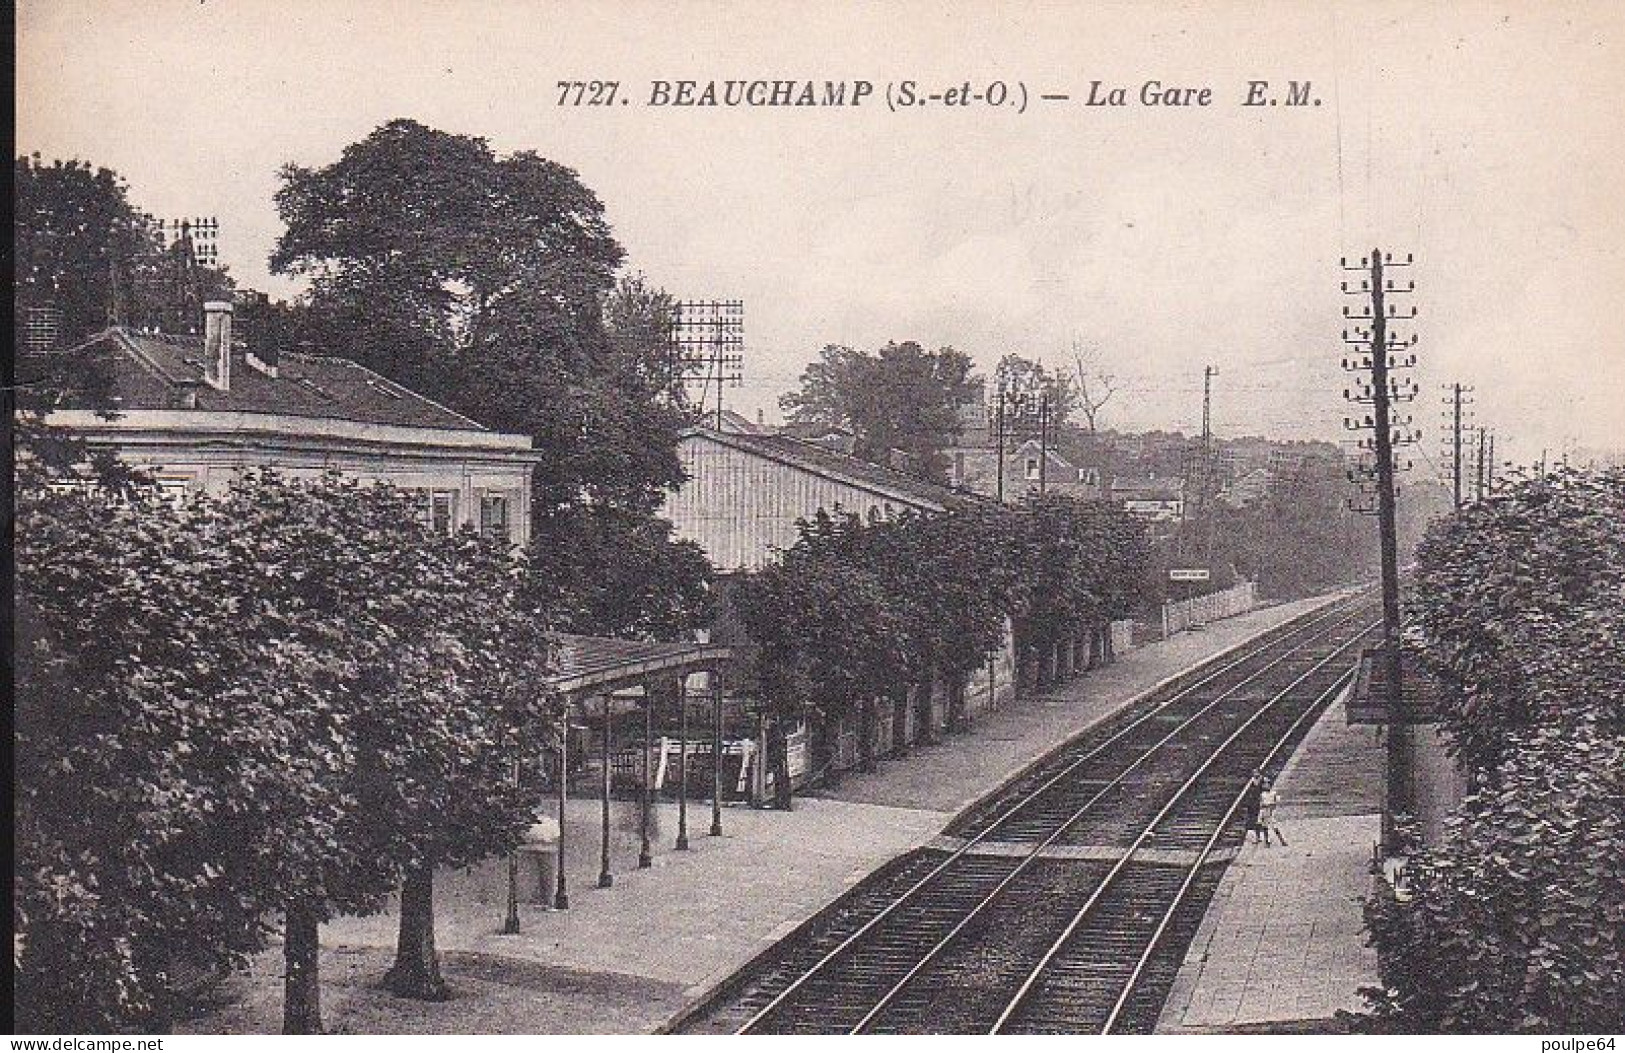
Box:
left=1241, top=770, right=1265, bottom=844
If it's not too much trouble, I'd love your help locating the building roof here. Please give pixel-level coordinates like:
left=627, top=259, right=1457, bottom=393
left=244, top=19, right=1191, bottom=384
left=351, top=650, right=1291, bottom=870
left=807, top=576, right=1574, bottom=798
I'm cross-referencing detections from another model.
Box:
left=550, top=633, right=733, bottom=697
left=681, top=425, right=966, bottom=512
left=714, top=408, right=772, bottom=435
left=74, top=327, right=487, bottom=433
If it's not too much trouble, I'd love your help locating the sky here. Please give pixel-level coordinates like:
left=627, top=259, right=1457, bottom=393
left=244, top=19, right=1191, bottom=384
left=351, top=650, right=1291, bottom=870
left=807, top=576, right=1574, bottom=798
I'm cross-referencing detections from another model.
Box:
left=17, top=0, right=1625, bottom=467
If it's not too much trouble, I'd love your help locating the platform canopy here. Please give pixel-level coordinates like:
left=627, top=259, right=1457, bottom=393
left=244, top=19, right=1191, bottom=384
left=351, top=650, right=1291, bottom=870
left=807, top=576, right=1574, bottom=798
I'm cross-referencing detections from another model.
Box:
left=547, top=633, right=734, bottom=700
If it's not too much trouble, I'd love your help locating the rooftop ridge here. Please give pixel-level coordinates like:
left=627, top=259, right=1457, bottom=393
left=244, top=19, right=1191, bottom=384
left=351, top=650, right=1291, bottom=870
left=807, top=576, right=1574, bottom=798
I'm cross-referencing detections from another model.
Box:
left=66, top=327, right=496, bottom=435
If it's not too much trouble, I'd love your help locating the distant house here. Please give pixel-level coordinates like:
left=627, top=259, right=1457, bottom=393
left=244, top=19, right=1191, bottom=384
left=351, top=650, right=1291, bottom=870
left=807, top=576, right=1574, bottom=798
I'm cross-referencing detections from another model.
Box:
left=947, top=438, right=1104, bottom=502
left=1111, top=475, right=1186, bottom=521
left=661, top=425, right=963, bottom=572
left=1218, top=466, right=1274, bottom=509
left=42, top=301, right=542, bottom=544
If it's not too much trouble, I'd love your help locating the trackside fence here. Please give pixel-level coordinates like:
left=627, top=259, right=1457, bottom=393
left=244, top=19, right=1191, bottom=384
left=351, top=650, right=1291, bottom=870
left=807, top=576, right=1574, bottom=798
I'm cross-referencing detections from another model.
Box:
left=1161, top=580, right=1258, bottom=637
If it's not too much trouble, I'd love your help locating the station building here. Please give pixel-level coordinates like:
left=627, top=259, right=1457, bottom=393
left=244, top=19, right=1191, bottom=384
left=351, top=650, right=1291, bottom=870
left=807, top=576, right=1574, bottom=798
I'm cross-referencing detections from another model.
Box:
left=43, top=300, right=542, bottom=544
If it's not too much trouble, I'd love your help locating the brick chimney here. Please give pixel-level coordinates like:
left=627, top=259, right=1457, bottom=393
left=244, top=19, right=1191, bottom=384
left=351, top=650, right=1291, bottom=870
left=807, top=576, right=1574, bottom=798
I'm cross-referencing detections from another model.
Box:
left=203, top=300, right=233, bottom=391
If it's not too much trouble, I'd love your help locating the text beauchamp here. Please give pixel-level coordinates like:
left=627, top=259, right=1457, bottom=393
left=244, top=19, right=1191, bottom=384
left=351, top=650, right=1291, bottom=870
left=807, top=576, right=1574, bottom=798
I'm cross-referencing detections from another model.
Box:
left=648, top=80, right=874, bottom=107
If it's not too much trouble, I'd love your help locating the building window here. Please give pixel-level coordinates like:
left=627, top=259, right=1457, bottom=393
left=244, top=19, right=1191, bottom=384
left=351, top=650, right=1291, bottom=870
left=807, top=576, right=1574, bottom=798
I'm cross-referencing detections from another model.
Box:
left=429, top=490, right=458, bottom=535
left=479, top=492, right=510, bottom=542
left=1025, top=456, right=1040, bottom=481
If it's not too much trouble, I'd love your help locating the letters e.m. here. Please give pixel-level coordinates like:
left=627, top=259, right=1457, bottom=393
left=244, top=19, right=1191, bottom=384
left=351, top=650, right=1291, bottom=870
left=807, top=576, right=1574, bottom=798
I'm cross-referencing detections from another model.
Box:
left=1243, top=80, right=1317, bottom=106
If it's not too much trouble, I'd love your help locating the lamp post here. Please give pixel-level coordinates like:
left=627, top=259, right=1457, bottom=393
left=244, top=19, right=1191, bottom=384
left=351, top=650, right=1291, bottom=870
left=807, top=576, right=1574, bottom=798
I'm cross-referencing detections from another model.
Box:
left=598, top=693, right=613, bottom=889
left=503, top=757, right=521, bottom=934
left=710, top=672, right=724, bottom=837
left=554, top=708, right=569, bottom=910
left=639, top=692, right=654, bottom=868
left=676, top=675, right=690, bottom=851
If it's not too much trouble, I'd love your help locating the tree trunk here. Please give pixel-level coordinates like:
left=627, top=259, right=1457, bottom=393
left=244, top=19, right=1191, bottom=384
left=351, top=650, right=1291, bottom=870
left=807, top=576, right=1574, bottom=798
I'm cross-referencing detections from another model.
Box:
left=889, top=686, right=909, bottom=758
left=132, top=942, right=175, bottom=1034
left=913, top=680, right=935, bottom=746
left=857, top=698, right=876, bottom=773
left=384, top=865, right=450, bottom=1000
left=947, top=676, right=967, bottom=732
left=283, top=901, right=323, bottom=1035
left=768, top=717, right=794, bottom=810
left=814, top=712, right=840, bottom=787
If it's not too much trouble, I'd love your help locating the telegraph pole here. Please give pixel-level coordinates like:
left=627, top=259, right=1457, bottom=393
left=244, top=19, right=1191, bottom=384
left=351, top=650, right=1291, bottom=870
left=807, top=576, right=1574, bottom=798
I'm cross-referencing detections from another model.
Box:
left=994, top=390, right=1007, bottom=504
left=1037, top=393, right=1050, bottom=495
left=1199, top=365, right=1219, bottom=562
left=1342, top=248, right=1418, bottom=854
left=1444, top=383, right=1468, bottom=509
left=1369, top=257, right=1403, bottom=657
left=669, top=300, right=744, bottom=425
left=1474, top=426, right=1487, bottom=502
left=1201, top=365, right=1216, bottom=456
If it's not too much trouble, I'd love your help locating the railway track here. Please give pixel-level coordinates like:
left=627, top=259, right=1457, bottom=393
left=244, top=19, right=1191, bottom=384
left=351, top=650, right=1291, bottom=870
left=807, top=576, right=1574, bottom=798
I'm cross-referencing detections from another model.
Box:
left=673, top=595, right=1379, bottom=1035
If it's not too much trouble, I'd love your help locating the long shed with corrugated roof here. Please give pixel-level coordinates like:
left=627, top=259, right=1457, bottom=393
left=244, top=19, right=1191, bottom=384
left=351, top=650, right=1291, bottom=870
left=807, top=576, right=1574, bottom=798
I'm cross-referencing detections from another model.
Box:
left=660, top=425, right=966, bottom=572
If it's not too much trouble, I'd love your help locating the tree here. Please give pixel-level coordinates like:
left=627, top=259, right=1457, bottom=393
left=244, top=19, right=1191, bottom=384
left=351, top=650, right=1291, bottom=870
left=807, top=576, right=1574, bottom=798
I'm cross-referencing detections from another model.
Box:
left=271, top=121, right=707, bottom=638
left=777, top=344, right=870, bottom=432
left=270, top=120, right=658, bottom=504
left=14, top=155, right=152, bottom=348
left=1354, top=466, right=1625, bottom=1031
left=353, top=523, right=555, bottom=1002
left=1410, top=466, right=1625, bottom=773
left=1358, top=723, right=1624, bottom=1031
left=733, top=511, right=910, bottom=792
left=604, top=271, right=685, bottom=408
left=1005, top=494, right=1149, bottom=683
left=994, top=353, right=1075, bottom=432
left=1230, top=458, right=1368, bottom=598
left=14, top=155, right=233, bottom=352
left=525, top=504, right=714, bottom=641
left=734, top=497, right=1150, bottom=800
left=1069, top=339, right=1117, bottom=434
left=906, top=507, right=1023, bottom=733
left=780, top=341, right=979, bottom=483
left=14, top=478, right=374, bottom=1032
left=13, top=470, right=554, bottom=1032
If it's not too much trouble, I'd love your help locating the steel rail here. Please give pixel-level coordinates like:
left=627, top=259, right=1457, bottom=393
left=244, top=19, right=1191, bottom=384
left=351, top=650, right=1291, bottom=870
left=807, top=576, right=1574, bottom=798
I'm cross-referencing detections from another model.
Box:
left=733, top=595, right=1368, bottom=1034
left=734, top=598, right=1358, bottom=1033
left=843, top=605, right=1377, bottom=1033
left=988, top=618, right=1380, bottom=1034
left=1098, top=664, right=1361, bottom=1034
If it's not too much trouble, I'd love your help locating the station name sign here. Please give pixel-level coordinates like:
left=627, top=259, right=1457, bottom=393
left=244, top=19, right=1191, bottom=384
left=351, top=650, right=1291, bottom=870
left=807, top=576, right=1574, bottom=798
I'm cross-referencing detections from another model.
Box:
left=1168, top=568, right=1211, bottom=582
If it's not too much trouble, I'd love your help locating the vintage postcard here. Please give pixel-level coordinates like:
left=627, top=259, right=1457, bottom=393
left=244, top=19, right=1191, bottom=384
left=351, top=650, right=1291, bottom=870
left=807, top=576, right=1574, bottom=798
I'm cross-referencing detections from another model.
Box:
left=12, top=0, right=1624, bottom=1043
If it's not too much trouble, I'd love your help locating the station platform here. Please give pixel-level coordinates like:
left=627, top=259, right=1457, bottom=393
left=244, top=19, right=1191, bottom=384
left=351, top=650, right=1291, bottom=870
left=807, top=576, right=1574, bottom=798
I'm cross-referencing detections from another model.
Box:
left=182, top=591, right=1351, bottom=1035
left=1155, top=689, right=1385, bottom=1033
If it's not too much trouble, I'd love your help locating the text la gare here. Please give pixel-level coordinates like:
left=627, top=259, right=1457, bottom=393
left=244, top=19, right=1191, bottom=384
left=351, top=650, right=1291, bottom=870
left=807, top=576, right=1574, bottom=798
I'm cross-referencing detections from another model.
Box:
left=1087, top=80, right=1213, bottom=106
